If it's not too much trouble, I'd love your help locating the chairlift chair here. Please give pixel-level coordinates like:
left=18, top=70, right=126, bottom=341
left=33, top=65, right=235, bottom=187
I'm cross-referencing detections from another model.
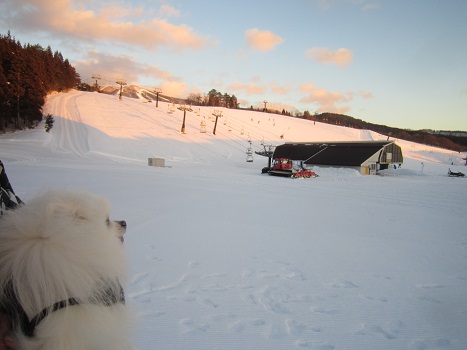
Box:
left=200, top=119, right=206, bottom=133
left=246, top=147, right=254, bottom=162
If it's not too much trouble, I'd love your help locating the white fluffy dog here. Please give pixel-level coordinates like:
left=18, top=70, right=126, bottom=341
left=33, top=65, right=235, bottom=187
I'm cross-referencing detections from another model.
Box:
left=0, top=190, right=133, bottom=350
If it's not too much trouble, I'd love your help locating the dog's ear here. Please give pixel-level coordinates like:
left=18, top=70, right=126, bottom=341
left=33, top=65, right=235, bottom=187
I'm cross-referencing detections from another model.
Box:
left=47, top=197, right=82, bottom=220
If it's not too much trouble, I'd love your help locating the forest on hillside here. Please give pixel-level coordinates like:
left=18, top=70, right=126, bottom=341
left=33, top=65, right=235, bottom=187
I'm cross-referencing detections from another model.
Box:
left=0, top=32, right=79, bottom=132
left=296, top=112, right=467, bottom=152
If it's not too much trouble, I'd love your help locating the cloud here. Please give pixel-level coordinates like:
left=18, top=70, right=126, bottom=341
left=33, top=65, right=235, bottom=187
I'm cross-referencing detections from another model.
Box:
left=245, top=28, right=284, bottom=52
left=306, top=47, right=353, bottom=67
left=73, top=50, right=178, bottom=84
left=271, top=83, right=291, bottom=95
left=357, top=90, right=374, bottom=99
left=159, top=81, right=188, bottom=98
left=2, top=0, right=212, bottom=50
left=228, top=81, right=267, bottom=95
left=158, top=4, right=181, bottom=18
left=300, top=84, right=350, bottom=114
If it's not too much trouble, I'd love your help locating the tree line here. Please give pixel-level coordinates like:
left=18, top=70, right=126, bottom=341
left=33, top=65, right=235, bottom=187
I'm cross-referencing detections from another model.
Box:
left=296, top=112, right=466, bottom=152
left=0, top=32, right=79, bottom=132
left=186, top=89, right=238, bottom=109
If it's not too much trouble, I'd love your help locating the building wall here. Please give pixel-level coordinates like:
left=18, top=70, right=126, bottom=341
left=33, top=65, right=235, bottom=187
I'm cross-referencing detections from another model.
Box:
left=304, top=164, right=369, bottom=175
left=380, top=143, right=403, bottom=164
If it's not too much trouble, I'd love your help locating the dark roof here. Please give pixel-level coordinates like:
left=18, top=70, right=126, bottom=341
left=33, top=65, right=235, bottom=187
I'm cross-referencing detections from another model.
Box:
left=273, top=141, right=396, bottom=166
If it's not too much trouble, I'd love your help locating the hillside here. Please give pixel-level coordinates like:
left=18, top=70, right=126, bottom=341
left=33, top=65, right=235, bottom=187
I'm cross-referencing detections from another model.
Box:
left=92, top=84, right=467, bottom=152
left=306, top=112, right=467, bottom=152
left=1, top=90, right=466, bottom=350
left=38, top=90, right=466, bottom=169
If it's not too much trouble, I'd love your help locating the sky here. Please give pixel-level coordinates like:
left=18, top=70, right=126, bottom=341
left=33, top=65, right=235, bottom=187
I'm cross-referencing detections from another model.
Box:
left=1, top=0, right=466, bottom=131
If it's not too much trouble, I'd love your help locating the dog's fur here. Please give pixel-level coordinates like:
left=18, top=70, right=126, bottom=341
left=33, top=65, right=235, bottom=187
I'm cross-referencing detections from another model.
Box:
left=0, top=190, right=133, bottom=350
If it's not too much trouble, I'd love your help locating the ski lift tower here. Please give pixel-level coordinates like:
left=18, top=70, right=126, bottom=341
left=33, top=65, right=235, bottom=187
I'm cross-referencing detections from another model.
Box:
left=255, top=142, right=275, bottom=168
left=178, top=105, right=192, bottom=134
left=116, top=79, right=127, bottom=100
left=153, top=88, right=162, bottom=108
left=212, top=110, right=223, bottom=135
left=91, top=74, right=101, bottom=91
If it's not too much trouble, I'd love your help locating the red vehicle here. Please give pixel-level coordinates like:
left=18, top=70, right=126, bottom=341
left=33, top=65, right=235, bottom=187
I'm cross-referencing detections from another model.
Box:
left=267, top=158, right=318, bottom=178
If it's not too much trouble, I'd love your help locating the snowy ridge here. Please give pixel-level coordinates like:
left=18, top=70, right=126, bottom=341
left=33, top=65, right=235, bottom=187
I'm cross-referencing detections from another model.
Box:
left=1, top=90, right=466, bottom=350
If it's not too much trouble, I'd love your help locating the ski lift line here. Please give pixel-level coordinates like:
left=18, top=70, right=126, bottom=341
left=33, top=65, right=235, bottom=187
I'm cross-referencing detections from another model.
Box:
left=129, top=102, right=280, bottom=154
left=220, top=110, right=293, bottom=143
left=125, top=101, right=288, bottom=149
left=198, top=117, right=264, bottom=149
left=196, top=117, right=258, bottom=153
left=166, top=108, right=249, bottom=154
left=176, top=108, right=281, bottom=152
left=203, top=111, right=282, bottom=145
left=119, top=99, right=181, bottom=133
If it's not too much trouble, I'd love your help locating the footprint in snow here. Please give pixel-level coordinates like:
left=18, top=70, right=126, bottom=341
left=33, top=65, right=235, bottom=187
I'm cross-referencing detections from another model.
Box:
left=295, top=340, right=335, bottom=349
left=416, top=284, right=445, bottom=289
left=330, top=280, right=358, bottom=288
left=408, top=338, right=450, bottom=349
left=179, top=318, right=209, bottom=334
left=281, top=267, right=305, bottom=281
left=198, top=297, right=219, bottom=308
left=354, top=323, right=398, bottom=340
left=311, top=306, right=340, bottom=315
left=228, top=318, right=266, bottom=333
left=286, top=319, right=308, bottom=336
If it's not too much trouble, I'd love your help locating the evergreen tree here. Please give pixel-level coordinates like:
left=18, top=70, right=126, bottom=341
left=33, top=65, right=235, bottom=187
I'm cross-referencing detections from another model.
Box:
left=0, top=32, right=80, bottom=131
left=45, top=114, right=54, bottom=132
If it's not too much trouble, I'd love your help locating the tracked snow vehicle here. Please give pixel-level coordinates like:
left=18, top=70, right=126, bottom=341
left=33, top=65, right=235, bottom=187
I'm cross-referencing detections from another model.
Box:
left=266, top=158, right=318, bottom=178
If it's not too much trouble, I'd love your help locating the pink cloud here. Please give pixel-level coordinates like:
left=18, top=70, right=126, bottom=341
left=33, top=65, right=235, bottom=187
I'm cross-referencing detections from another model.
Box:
left=300, top=84, right=350, bottom=113
left=160, top=81, right=188, bottom=98
left=228, top=81, right=267, bottom=95
left=357, top=90, right=374, bottom=99
left=245, top=28, right=284, bottom=52
left=4, top=0, right=212, bottom=50
left=306, top=47, right=353, bottom=67
left=73, top=50, right=178, bottom=84
left=271, top=83, right=291, bottom=95
left=158, top=4, right=181, bottom=18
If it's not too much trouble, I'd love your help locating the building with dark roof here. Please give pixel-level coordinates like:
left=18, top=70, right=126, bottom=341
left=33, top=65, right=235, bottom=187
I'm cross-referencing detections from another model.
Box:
left=273, top=141, right=403, bottom=175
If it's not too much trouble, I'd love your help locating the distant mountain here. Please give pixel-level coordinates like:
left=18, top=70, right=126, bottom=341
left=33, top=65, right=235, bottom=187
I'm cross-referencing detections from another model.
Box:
left=98, top=85, right=185, bottom=105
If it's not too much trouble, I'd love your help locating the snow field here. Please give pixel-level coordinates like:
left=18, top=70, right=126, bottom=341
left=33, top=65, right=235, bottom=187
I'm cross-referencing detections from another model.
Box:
left=1, top=90, right=466, bottom=349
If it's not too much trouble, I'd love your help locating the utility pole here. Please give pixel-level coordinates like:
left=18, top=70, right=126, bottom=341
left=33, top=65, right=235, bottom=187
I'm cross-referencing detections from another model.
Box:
left=153, top=88, right=162, bottom=107
left=212, top=110, right=223, bottom=135
left=178, top=105, right=192, bottom=134
left=92, top=74, right=101, bottom=91
left=116, top=79, right=127, bottom=100
left=263, top=100, right=268, bottom=112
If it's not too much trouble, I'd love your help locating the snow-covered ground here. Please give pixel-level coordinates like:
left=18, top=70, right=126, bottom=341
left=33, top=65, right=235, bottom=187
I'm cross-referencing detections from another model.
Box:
left=1, top=90, right=466, bottom=350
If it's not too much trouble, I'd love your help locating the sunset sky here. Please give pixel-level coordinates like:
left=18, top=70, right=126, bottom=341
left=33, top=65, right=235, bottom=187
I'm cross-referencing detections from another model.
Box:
left=1, top=0, right=466, bottom=131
